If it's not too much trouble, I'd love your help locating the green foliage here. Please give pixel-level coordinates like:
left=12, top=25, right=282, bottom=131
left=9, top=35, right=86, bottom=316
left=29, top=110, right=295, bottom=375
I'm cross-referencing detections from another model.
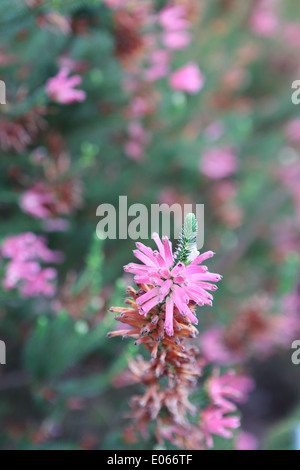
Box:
left=174, top=213, right=198, bottom=265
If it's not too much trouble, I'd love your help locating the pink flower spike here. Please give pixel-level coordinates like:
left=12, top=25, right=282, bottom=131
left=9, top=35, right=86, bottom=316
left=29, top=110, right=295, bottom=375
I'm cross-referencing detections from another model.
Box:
left=124, top=230, right=220, bottom=335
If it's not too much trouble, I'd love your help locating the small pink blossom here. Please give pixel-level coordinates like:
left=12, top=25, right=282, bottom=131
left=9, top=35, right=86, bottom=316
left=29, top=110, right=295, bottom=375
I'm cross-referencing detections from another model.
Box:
left=163, top=31, right=191, bottom=50
left=46, top=68, right=86, bottom=105
left=158, top=5, right=189, bottom=31
left=204, top=121, right=225, bottom=141
left=169, top=63, right=205, bottom=94
left=235, top=431, right=259, bottom=451
left=201, top=407, right=240, bottom=448
left=201, top=326, right=241, bottom=365
left=200, top=147, right=238, bottom=179
left=124, top=233, right=222, bottom=336
left=103, top=0, right=128, bottom=8
left=124, top=141, right=144, bottom=161
left=20, top=184, right=55, bottom=219
left=144, top=50, right=170, bottom=82
left=1, top=233, right=62, bottom=298
left=207, top=370, right=254, bottom=411
left=284, top=23, right=300, bottom=46
left=285, top=119, right=300, bottom=143
left=250, top=0, right=278, bottom=37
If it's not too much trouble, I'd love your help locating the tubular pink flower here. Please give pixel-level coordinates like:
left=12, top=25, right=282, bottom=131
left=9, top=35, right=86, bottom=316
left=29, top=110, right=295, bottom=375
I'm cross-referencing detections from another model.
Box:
left=202, top=407, right=241, bottom=448
left=207, top=370, right=255, bottom=412
left=124, top=233, right=222, bottom=336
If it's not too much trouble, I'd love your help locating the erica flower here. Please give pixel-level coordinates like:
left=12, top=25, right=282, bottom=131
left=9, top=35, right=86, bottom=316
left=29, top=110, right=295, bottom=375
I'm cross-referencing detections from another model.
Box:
left=20, top=184, right=55, bottom=219
left=200, top=147, right=238, bottom=179
left=46, top=68, right=86, bottom=105
left=207, top=370, right=254, bottom=411
left=201, top=407, right=240, bottom=448
left=1, top=233, right=62, bottom=298
left=20, top=179, right=82, bottom=220
left=169, top=63, right=205, bottom=94
left=124, top=217, right=221, bottom=337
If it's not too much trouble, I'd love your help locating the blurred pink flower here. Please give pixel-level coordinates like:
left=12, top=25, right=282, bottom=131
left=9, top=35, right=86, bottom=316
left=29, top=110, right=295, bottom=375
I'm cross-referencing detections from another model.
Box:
left=124, top=141, right=144, bottom=161
left=201, top=407, right=240, bottom=448
left=169, top=63, right=205, bottom=94
left=144, top=64, right=169, bottom=82
left=1, top=233, right=62, bottom=298
left=163, top=31, right=191, bottom=50
left=128, top=122, right=150, bottom=144
left=285, top=119, right=300, bottom=143
left=128, top=97, right=151, bottom=118
left=207, top=370, right=254, bottom=411
left=158, top=5, right=189, bottom=31
left=125, top=122, right=151, bottom=161
left=204, top=121, right=225, bottom=141
left=250, top=0, right=278, bottom=37
left=103, top=0, right=126, bottom=8
left=46, top=68, right=86, bottom=105
left=144, top=50, right=170, bottom=82
left=43, top=218, right=70, bottom=232
left=279, top=161, right=300, bottom=218
left=284, top=23, right=300, bottom=45
left=235, top=431, right=259, bottom=451
left=20, top=184, right=55, bottom=219
left=124, top=233, right=221, bottom=336
left=201, top=326, right=241, bottom=365
left=200, top=147, right=238, bottom=179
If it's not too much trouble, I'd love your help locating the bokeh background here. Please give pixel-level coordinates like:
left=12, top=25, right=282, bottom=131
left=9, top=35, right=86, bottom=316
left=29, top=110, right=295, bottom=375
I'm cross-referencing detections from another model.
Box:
left=0, top=0, right=300, bottom=450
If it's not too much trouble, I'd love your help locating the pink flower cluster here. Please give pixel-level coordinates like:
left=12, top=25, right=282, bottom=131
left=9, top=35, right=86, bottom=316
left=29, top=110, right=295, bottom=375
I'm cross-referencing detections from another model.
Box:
left=124, top=122, right=151, bottom=161
left=200, top=370, right=254, bottom=448
left=124, top=233, right=222, bottom=336
left=159, top=5, right=191, bottom=51
left=20, top=183, right=55, bottom=219
left=46, top=68, right=86, bottom=105
left=1, top=233, right=62, bottom=297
